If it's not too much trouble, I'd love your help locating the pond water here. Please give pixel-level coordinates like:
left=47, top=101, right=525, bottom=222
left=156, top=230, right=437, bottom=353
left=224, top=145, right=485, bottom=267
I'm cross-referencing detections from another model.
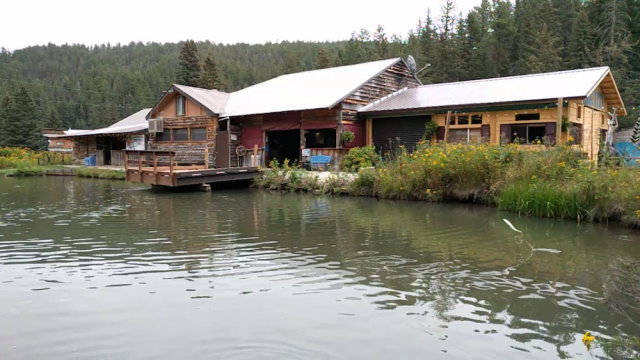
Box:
left=0, top=177, right=638, bottom=359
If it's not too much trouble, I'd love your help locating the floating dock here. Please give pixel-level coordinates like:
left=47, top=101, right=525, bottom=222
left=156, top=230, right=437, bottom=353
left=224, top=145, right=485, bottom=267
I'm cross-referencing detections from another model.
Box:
left=124, top=150, right=259, bottom=187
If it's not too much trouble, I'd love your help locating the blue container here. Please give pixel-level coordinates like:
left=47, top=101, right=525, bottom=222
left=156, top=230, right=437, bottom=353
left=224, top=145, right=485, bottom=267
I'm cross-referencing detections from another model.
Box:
left=84, top=157, right=90, bottom=166
left=89, top=154, right=96, bottom=166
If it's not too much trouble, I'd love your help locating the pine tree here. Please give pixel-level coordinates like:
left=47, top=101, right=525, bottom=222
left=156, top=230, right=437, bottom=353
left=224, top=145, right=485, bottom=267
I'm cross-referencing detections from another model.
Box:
left=315, top=48, right=332, bottom=69
left=4, top=87, right=42, bottom=149
left=202, top=52, right=223, bottom=89
left=486, top=0, right=515, bottom=77
left=567, top=8, right=596, bottom=69
left=373, top=25, right=389, bottom=60
left=523, top=24, right=562, bottom=73
left=344, top=32, right=364, bottom=65
left=281, top=50, right=304, bottom=74
left=0, top=95, right=12, bottom=147
left=334, top=49, right=344, bottom=67
left=176, top=40, right=202, bottom=87
left=46, top=108, right=63, bottom=129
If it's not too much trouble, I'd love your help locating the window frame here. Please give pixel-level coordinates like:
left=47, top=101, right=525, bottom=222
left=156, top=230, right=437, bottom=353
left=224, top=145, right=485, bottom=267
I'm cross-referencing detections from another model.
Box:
left=190, top=127, right=207, bottom=141
left=509, top=124, right=546, bottom=144
left=447, top=128, right=482, bottom=145
left=515, top=113, right=541, bottom=121
left=176, top=95, right=186, bottom=117
left=155, top=127, right=208, bottom=143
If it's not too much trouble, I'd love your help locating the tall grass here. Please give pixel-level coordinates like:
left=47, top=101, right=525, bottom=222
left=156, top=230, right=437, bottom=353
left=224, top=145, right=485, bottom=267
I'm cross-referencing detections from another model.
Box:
left=347, top=142, right=640, bottom=227
left=0, top=147, right=72, bottom=169
left=75, top=167, right=125, bottom=180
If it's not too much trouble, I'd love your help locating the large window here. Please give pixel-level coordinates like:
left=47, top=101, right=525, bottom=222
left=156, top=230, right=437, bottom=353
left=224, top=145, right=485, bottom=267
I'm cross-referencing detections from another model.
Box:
left=156, top=127, right=207, bottom=142
left=176, top=95, right=185, bottom=116
left=448, top=114, right=482, bottom=125
left=510, top=124, right=545, bottom=144
left=448, top=128, right=482, bottom=144
left=304, top=129, right=336, bottom=148
left=191, top=128, right=207, bottom=141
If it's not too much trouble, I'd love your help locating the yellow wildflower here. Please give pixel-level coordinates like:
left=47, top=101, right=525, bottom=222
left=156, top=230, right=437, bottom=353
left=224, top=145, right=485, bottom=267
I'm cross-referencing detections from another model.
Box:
left=582, top=332, right=595, bottom=350
left=426, top=189, right=431, bottom=193
left=531, top=175, right=537, bottom=180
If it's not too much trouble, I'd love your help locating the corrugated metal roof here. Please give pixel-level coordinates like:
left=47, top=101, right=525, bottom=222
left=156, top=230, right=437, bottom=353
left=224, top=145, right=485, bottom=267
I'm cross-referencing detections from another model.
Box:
left=360, top=67, right=613, bottom=113
left=223, top=58, right=403, bottom=117
left=59, top=108, right=151, bottom=137
left=173, top=85, right=229, bottom=115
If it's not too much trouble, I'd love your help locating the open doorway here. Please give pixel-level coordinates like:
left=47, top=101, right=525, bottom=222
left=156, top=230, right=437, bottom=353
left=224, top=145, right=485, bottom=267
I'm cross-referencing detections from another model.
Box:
left=267, top=130, right=299, bottom=165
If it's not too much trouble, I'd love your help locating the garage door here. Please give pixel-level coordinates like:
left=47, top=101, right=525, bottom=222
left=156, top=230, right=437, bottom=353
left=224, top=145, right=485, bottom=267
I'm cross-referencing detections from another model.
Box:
left=372, top=115, right=431, bottom=154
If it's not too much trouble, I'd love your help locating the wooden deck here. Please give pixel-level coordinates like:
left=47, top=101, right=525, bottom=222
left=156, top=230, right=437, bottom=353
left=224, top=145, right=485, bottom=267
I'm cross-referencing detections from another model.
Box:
left=124, top=150, right=259, bottom=187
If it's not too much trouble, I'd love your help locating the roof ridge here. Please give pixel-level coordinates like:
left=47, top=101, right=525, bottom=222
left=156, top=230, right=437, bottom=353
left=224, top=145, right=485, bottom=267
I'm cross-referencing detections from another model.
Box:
left=275, top=57, right=402, bottom=78
left=416, top=66, right=610, bottom=89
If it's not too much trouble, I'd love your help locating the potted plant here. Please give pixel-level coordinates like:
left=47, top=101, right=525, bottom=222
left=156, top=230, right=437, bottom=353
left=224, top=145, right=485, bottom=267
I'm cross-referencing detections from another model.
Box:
left=342, top=130, right=355, bottom=145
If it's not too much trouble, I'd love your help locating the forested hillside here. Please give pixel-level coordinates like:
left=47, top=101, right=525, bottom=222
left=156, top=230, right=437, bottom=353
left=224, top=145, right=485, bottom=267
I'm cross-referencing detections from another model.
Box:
left=1, top=0, right=639, bottom=149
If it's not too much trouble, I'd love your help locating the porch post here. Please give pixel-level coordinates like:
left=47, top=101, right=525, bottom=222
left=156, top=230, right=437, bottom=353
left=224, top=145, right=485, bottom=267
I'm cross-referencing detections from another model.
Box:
left=556, top=97, right=564, bottom=145
left=366, top=118, right=373, bottom=146
left=336, top=106, right=343, bottom=149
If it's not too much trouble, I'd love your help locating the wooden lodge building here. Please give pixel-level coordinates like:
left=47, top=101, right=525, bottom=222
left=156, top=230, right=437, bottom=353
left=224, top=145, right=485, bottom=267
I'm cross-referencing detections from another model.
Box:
left=360, top=66, right=625, bottom=160
left=45, top=108, right=151, bottom=166
left=145, top=58, right=420, bottom=170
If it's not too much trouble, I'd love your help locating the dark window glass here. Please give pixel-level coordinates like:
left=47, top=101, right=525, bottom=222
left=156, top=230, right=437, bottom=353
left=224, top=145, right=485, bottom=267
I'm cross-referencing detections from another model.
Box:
left=471, top=115, right=482, bottom=124
left=457, top=115, right=469, bottom=125
left=191, top=128, right=207, bottom=141
left=515, top=113, right=540, bottom=121
left=157, top=130, right=172, bottom=142
left=510, top=125, right=545, bottom=144
left=448, top=115, right=456, bottom=125
left=173, top=128, right=188, bottom=141
left=304, top=129, right=337, bottom=148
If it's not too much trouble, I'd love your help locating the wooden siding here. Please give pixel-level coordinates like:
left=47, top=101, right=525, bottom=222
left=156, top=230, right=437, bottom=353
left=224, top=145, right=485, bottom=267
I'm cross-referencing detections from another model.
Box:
left=229, top=124, right=243, bottom=167
left=340, top=62, right=420, bottom=122
left=149, top=91, right=206, bottom=118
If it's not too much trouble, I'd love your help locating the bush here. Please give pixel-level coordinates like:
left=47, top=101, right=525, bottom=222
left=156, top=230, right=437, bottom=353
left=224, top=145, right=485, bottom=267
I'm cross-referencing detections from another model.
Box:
left=424, top=121, right=439, bottom=139
left=342, top=130, right=355, bottom=144
left=76, top=167, right=125, bottom=180
left=340, top=146, right=378, bottom=172
left=0, top=147, right=71, bottom=169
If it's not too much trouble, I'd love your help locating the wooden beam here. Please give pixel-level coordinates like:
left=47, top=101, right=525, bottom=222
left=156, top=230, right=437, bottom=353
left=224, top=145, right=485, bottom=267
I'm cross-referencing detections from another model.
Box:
left=336, top=106, right=343, bottom=149
left=204, top=147, right=209, bottom=169
left=443, top=111, right=452, bottom=151
left=366, top=118, right=373, bottom=146
left=556, top=97, right=564, bottom=145
left=253, top=144, right=258, bottom=166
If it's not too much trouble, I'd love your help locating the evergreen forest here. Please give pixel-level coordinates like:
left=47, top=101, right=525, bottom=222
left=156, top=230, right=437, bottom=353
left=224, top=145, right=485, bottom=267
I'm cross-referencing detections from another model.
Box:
left=1, top=0, right=640, bottom=149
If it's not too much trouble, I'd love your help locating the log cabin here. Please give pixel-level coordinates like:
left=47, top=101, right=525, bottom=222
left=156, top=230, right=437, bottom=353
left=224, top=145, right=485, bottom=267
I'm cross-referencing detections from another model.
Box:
left=146, top=58, right=420, bottom=170
left=359, top=67, right=625, bottom=161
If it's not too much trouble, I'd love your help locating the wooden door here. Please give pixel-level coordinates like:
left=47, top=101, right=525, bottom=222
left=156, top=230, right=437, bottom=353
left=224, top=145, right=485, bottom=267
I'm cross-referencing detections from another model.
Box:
left=216, top=130, right=230, bottom=168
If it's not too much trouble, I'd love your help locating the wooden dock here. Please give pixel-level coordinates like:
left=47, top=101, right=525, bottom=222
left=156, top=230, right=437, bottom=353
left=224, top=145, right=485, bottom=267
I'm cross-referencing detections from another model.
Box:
left=124, top=150, right=259, bottom=187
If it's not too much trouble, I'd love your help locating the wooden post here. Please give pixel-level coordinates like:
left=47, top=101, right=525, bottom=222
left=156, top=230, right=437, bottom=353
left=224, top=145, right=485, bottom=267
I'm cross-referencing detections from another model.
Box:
left=169, top=151, right=174, bottom=178
left=366, top=118, right=373, bottom=146
left=153, top=152, right=159, bottom=185
left=556, top=97, right=564, bottom=145
left=336, top=107, right=343, bottom=149
left=204, top=147, right=209, bottom=169
left=124, top=151, right=128, bottom=172
left=138, top=151, right=142, bottom=182
left=444, top=111, right=452, bottom=151
left=253, top=144, right=258, bottom=167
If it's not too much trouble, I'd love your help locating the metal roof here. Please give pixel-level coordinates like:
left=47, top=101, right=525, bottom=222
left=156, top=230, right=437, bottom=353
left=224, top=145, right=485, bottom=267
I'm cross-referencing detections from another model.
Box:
left=360, top=67, right=621, bottom=114
left=57, top=108, right=151, bottom=137
left=173, top=84, right=229, bottom=115
left=223, top=58, right=404, bottom=117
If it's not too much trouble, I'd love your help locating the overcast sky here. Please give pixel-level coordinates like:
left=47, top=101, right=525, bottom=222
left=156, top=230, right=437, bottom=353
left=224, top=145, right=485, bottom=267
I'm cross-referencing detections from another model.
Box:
left=1, top=0, right=483, bottom=50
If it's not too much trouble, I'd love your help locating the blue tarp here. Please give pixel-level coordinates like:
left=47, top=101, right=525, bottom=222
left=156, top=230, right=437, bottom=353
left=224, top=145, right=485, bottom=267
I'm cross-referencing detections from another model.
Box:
left=614, top=142, right=639, bottom=165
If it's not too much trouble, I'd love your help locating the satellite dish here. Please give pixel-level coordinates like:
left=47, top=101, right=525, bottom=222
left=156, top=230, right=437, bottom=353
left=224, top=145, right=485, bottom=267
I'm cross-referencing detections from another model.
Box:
left=407, top=55, right=418, bottom=75
left=236, top=145, right=247, bottom=157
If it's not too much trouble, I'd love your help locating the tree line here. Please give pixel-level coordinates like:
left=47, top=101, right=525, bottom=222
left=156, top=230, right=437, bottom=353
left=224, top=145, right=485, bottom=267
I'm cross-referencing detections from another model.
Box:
left=1, top=0, right=639, bottom=149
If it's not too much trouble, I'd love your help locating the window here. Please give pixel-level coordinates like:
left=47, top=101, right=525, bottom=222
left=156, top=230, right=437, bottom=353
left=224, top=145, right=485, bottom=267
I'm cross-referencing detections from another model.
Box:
left=56, top=142, right=65, bottom=146
left=173, top=128, right=189, bottom=141
left=304, top=129, right=337, bottom=148
left=176, top=95, right=185, bottom=116
left=510, top=125, right=545, bottom=144
left=515, top=113, right=540, bottom=121
left=601, top=113, right=606, bottom=126
left=457, top=115, right=469, bottom=125
left=577, top=105, right=582, bottom=119
left=190, top=128, right=207, bottom=141
left=471, top=115, right=482, bottom=124
left=448, top=115, right=456, bottom=125
left=448, top=128, right=482, bottom=144
left=157, top=130, right=172, bottom=142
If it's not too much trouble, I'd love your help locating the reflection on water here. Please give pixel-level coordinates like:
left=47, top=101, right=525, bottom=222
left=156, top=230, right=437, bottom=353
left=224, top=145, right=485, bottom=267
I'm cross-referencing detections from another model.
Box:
left=0, top=177, right=638, bottom=359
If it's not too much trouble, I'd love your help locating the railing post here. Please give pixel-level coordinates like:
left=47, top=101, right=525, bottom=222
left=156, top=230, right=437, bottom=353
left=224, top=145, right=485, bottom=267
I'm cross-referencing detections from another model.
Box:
left=253, top=144, right=258, bottom=167
left=204, top=147, right=209, bottom=169
left=169, top=151, right=174, bottom=178
left=124, top=151, right=128, bottom=172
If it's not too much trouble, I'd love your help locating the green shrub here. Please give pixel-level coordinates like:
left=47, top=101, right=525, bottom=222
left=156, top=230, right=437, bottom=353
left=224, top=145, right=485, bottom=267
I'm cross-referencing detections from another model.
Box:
left=76, top=167, right=125, bottom=180
left=340, top=146, right=378, bottom=172
left=423, top=121, right=439, bottom=139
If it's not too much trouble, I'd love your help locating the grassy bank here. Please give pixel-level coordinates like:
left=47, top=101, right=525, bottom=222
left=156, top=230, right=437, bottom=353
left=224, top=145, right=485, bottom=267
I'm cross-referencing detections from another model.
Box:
left=75, top=167, right=126, bottom=180
left=256, top=144, right=640, bottom=228
left=0, top=166, right=54, bottom=177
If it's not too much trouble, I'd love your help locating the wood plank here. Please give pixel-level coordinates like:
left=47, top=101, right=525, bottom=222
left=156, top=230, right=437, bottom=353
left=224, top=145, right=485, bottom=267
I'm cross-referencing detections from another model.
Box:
left=556, top=97, right=563, bottom=145
left=443, top=111, right=452, bottom=151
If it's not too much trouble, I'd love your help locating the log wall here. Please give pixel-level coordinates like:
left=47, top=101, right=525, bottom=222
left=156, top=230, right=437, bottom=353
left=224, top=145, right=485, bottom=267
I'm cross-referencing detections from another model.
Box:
left=150, top=115, right=218, bottom=167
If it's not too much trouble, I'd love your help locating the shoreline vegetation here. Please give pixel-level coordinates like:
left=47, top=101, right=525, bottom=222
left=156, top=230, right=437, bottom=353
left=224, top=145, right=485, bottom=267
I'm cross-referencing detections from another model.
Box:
left=254, top=143, right=640, bottom=229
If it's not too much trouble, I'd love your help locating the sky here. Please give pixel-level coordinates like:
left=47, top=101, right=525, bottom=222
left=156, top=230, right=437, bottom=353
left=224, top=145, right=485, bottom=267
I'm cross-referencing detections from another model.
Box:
left=0, top=0, right=483, bottom=50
